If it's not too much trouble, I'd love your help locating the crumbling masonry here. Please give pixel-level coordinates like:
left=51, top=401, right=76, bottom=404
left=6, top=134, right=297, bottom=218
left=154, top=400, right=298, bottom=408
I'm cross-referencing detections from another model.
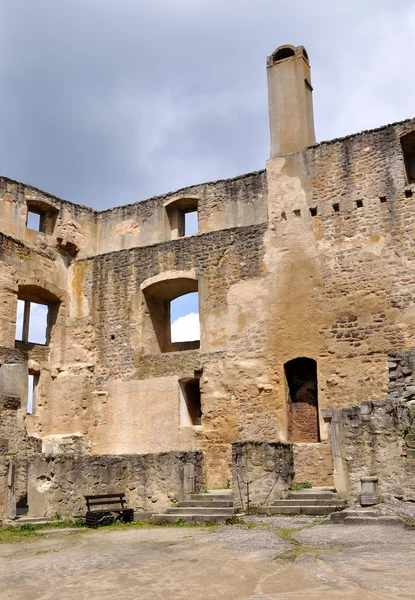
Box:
left=0, top=44, right=414, bottom=519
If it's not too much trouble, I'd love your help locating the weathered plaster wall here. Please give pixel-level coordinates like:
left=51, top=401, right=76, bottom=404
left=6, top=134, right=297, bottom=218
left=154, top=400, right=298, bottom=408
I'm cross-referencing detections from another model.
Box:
left=27, top=451, right=203, bottom=518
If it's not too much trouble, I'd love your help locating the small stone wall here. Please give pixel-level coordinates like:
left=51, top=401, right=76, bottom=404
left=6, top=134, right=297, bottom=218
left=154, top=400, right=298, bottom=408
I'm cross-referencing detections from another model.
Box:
left=232, top=441, right=294, bottom=510
left=388, top=350, right=415, bottom=405
left=324, top=399, right=415, bottom=500
left=27, top=451, right=203, bottom=518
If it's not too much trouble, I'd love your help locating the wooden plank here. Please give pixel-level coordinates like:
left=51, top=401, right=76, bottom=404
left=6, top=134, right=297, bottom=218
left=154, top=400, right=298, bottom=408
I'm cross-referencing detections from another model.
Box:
left=84, top=494, right=125, bottom=500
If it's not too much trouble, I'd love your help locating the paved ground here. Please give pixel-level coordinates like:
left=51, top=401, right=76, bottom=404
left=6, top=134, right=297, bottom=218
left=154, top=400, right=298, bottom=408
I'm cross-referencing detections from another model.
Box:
left=0, top=517, right=414, bottom=599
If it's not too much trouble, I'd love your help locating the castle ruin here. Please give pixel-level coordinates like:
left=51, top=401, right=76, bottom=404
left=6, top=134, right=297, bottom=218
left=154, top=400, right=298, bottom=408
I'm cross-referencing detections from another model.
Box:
left=0, top=45, right=414, bottom=519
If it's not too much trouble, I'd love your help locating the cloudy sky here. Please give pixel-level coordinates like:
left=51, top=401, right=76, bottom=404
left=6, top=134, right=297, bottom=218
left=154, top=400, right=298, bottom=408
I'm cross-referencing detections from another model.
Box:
left=2, top=0, right=415, bottom=211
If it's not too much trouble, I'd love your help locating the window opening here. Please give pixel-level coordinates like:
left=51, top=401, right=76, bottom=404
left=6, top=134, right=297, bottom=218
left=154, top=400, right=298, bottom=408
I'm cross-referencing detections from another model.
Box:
left=15, top=300, right=49, bottom=345
left=309, top=207, right=318, bottom=217
left=27, top=210, right=43, bottom=232
left=142, top=276, right=199, bottom=353
left=355, top=199, right=363, bottom=209
left=332, top=203, right=340, bottom=213
left=170, top=292, right=200, bottom=343
left=183, top=210, right=198, bottom=236
left=405, top=189, right=413, bottom=198
left=379, top=196, right=387, bottom=203
left=285, top=357, right=320, bottom=443
left=401, top=130, right=415, bottom=184
left=294, top=209, right=301, bottom=218
left=180, top=378, right=202, bottom=427
left=27, top=373, right=38, bottom=414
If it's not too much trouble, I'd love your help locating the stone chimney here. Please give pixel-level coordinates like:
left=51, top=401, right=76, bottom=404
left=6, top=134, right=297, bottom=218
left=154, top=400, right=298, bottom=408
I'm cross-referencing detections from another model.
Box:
left=267, top=45, right=315, bottom=158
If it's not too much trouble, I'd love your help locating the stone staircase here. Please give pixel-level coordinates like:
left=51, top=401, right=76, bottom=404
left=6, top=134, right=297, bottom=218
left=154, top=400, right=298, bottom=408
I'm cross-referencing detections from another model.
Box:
left=258, top=487, right=347, bottom=516
left=152, top=489, right=235, bottom=524
left=330, top=507, right=403, bottom=526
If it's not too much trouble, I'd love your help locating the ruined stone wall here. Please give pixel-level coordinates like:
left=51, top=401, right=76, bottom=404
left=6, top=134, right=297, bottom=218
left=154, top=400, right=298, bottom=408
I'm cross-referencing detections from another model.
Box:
left=232, top=441, right=294, bottom=508
left=3, top=117, right=415, bottom=489
left=263, top=117, right=415, bottom=452
left=325, top=399, right=415, bottom=500
left=0, top=178, right=98, bottom=259
left=27, top=451, right=203, bottom=518
left=96, top=171, right=268, bottom=254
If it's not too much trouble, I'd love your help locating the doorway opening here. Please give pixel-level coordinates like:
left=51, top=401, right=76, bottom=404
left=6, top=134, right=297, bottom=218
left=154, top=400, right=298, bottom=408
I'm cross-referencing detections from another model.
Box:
left=284, top=357, right=320, bottom=443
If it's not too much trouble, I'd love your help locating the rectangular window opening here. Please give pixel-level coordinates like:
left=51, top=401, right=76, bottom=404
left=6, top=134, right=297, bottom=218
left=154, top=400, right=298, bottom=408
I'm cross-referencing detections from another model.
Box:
left=180, top=378, right=202, bottom=427
left=355, top=199, right=363, bottom=209
left=170, top=292, right=200, bottom=344
left=405, top=189, right=413, bottom=198
left=309, top=207, right=318, bottom=217
left=293, top=209, right=301, bottom=218
left=27, top=373, right=39, bottom=415
left=379, top=196, right=387, bottom=204
left=27, top=210, right=43, bottom=232
left=183, top=210, right=198, bottom=236
left=332, top=203, right=340, bottom=213
left=15, top=300, right=50, bottom=345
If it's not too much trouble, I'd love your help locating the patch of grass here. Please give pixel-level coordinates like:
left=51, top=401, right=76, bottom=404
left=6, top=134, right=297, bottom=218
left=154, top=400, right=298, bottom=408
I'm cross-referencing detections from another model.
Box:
left=35, top=548, right=61, bottom=556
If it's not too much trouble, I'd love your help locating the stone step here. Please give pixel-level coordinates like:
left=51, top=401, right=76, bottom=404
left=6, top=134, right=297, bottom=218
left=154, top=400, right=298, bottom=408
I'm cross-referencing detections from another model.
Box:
left=330, top=510, right=378, bottom=523
left=272, top=499, right=345, bottom=507
left=288, top=492, right=338, bottom=500
left=259, top=504, right=343, bottom=516
left=178, top=500, right=233, bottom=508
left=151, top=513, right=233, bottom=525
left=2, top=518, right=68, bottom=530
left=343, top=516, right=403, bottom=526
left=189, top=494, right=233, bottom=502
left=166, top=507, right=234, bottom=516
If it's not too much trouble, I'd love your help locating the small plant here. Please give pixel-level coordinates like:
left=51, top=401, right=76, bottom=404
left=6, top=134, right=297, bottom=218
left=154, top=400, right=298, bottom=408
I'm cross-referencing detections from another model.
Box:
left=172, top=502, right=180, bottom=508
left=175, top=518, right=184, bottom=527
left=224, top=514, right=245, bottom=525
left=290, top=481, right=312, bottom=491
left=246, top=503, right=261, bottom=516
left=225, top=478, right=231, bottom=489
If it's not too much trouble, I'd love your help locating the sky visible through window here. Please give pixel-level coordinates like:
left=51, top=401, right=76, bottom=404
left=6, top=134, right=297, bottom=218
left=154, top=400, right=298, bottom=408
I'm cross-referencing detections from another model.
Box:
left=15, top=301, right=49, bottom=344
left=184, top=211, right=198, bottom=236
left=171, top=292, right=199, bottom=342
left=27, top=374, right=35, bottom=414
left=27, top=210, right=41, bottom=231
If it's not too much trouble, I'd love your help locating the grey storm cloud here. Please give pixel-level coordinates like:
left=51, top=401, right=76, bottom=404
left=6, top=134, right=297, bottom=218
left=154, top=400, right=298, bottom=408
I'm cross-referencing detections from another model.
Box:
left=1, top=0, right=415, bottom=209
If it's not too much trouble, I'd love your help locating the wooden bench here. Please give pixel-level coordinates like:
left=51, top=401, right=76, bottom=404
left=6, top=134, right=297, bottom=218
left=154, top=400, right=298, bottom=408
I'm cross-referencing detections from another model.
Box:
left=85, top=493, right=134, bottom=529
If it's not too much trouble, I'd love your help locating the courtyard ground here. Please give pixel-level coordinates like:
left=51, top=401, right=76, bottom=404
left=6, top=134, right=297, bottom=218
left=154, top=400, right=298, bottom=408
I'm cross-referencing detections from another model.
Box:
left=0, top=516, right=414, bottom=599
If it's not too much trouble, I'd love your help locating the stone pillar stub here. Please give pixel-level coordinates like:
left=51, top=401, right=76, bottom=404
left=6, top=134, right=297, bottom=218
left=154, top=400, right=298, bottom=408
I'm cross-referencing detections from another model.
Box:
left=322, top=408, right=351, bottom=499
left=183, top=462, right=195, bottom=496
left=360, top=477, right=381, bottom=506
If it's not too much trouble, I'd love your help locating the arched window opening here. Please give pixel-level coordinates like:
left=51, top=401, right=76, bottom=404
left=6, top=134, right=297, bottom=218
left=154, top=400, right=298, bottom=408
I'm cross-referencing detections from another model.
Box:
left=180, top=377, right=202, bottom=427
left=15, top=286, right=60, bottom=346
left=142, top=275, right=199, bottom=353
left=285, top=357, right=320, bottom=443
left=273, top=46, right=295, bottom=63
left=401, top=130, right=415, bottom=184
left=170, top=292, right=200, bottom=343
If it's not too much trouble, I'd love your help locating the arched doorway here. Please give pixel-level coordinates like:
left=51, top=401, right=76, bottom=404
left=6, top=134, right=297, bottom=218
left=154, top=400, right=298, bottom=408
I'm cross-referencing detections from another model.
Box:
left=284, top=357, right=320, bottom=443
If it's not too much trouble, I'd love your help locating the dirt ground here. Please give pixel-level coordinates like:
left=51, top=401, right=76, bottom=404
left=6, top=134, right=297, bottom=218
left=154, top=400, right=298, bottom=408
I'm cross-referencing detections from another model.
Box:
left=0, top=516, right=414, bottom=600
